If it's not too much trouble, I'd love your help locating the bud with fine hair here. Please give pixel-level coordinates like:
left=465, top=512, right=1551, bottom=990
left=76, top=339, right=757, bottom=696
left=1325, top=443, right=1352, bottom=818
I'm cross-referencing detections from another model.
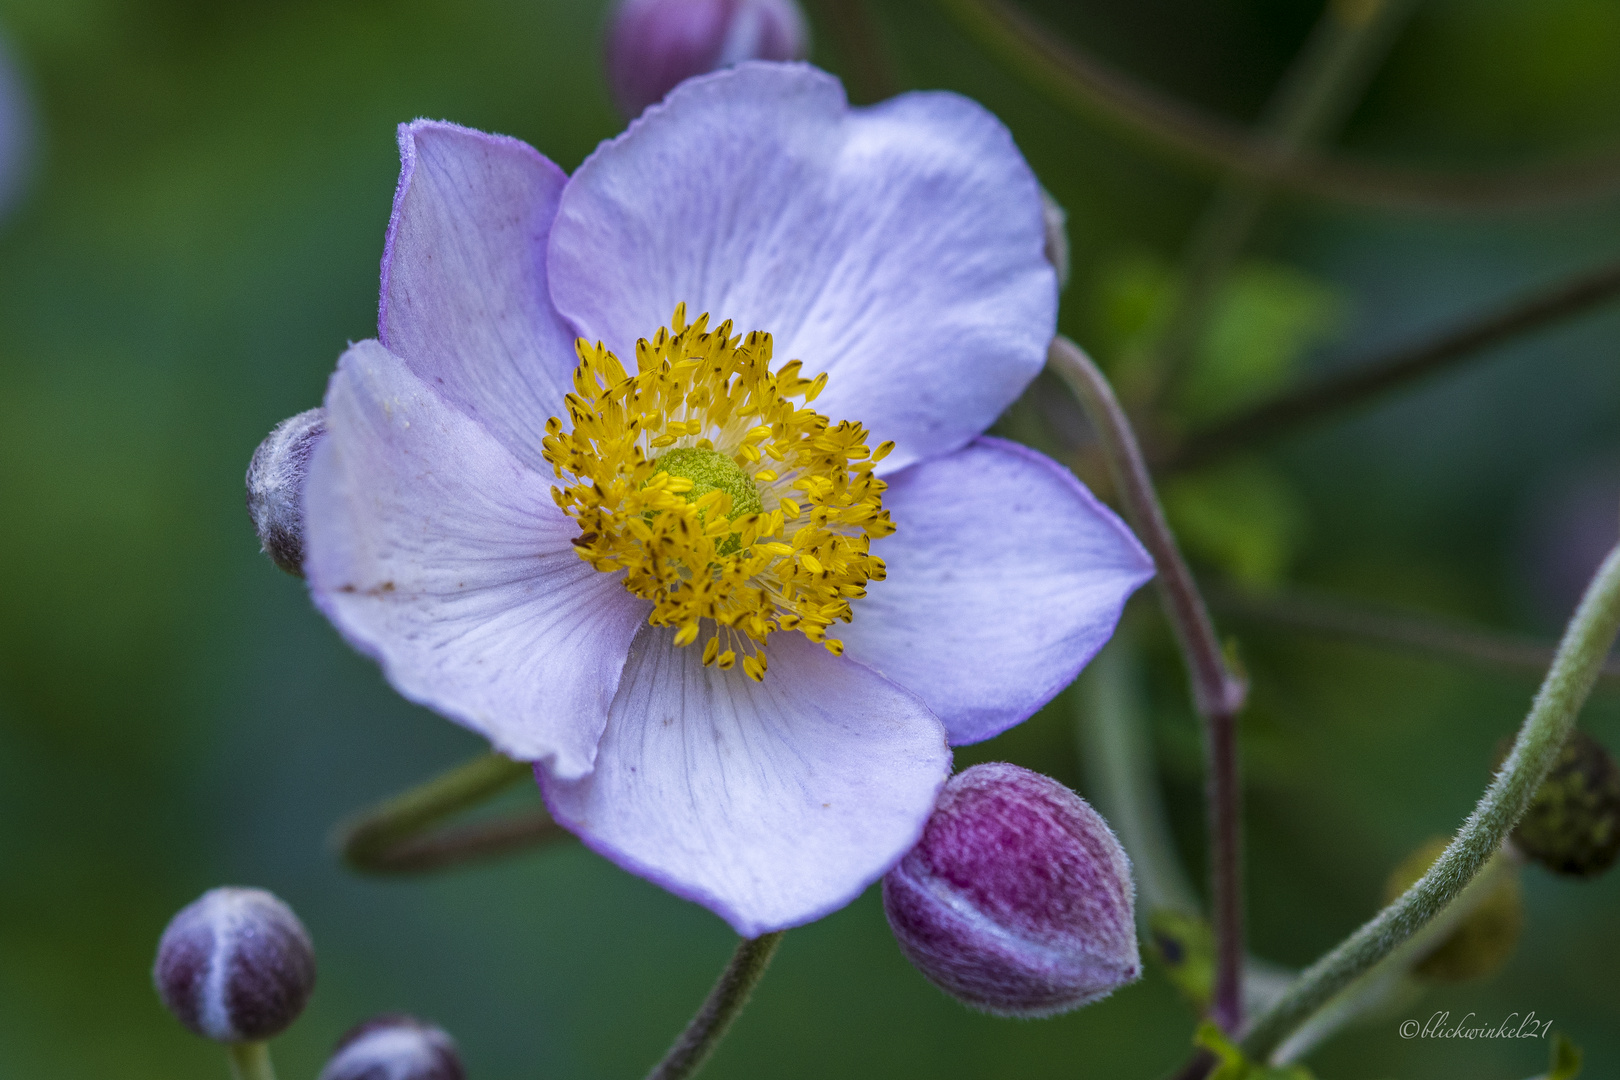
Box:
left=1512, top=729, right=1620, bottom=878
left=154, top=887, right=317, bottom=1042
left=319, top=1015, right=465, bottom=1080
left=883, top=762, right=1140, bottom=1017
left=246, top=407, right=325, bottom=576
left=604, top=0, right=809, bottom=118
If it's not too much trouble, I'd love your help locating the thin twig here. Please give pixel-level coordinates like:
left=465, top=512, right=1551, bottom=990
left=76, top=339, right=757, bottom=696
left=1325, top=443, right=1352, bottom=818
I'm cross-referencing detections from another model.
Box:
left=1147, top=0, right=1420, bottom=389
left=334, top=752, right=542, bottom=874
left=1161, top=257, right=1620, bottom=471
left=350, top=809, right=573, bottom=875
left=1048, top=336, right=1248, bottom=1034
left=1207, top=583, right=1620, bottom=689
left=809, top=0, right=900, bottom=103
left=935, top=0, right=1620, bottom=212
left=646, top=933, right=785, bottom=1080
left=1239, top=543, right=1620, bottom=1063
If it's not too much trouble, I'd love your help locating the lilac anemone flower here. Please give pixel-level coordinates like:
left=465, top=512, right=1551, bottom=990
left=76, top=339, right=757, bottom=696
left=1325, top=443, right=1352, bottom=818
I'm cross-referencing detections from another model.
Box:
left=304, top=62, right=1153, bottom=936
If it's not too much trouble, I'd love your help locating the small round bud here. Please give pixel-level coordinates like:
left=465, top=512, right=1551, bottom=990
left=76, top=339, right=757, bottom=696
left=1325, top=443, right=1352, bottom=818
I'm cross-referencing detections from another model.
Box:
left=246, top=407, right=326, bottom=576
left=1512, top=729, right=1620, bottom=877
left=883, top=763, right=1140, bottom=1017
left=319, top=1015, right=465, bottom=1080
left=153, top=887, right=317, bottom=1042
left=1385, top=838, right=1523, bottom=982
left=604, top=0, right=809, bottom=118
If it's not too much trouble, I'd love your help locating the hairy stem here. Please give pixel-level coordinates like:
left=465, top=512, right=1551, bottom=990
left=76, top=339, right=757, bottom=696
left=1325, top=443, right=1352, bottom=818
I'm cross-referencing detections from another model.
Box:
left=646, top=933, right=785, bottom=1080
left=1077, top=633, right=1202, bottom=917
left=935, top=0, right=1620, bottom=211
left=1161, top=257, right=1620, bottom=471
left=334, top=752, right=543, bottom=874
left=1207, top=583, right=1620, bottom=690
left=1240, top=542, right=1620, bottom=1063
left=1049, top=336, right=1247, bottom=1032
left=227, top=1042, right=276, bottom=1080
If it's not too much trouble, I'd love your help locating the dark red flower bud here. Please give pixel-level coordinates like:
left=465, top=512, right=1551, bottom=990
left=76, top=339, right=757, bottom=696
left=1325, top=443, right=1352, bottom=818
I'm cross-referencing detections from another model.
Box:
left=883, top=762, right=1140, bottom=1017
left=604, top=0, right=809, bottom=118
left=153, top=887, right=317, bottom=1042
left=319, top=1014, right=465, bottom=1080
left=247, top=407, right=325, bottom=576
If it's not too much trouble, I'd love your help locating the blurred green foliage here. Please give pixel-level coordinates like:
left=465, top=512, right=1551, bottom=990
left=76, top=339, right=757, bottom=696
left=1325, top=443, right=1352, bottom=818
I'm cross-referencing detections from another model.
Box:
left=1, top=0, right=1619, bottom=1078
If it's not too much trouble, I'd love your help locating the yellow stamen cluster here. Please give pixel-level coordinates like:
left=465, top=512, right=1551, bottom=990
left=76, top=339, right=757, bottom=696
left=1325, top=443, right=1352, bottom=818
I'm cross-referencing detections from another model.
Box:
left=540, top=304, right=895, bottom=680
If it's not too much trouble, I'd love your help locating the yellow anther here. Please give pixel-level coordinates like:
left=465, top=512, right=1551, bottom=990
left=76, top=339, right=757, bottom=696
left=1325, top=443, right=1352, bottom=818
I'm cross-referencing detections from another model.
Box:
left=539, top=305, right=895, bottom=676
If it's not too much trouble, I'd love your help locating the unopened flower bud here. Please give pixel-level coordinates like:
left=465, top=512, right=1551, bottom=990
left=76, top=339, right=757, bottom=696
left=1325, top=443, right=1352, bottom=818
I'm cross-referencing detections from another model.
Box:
left=1385, top=838, right=1522, bottom=982
left=319, top=1015, right=465, bottom=1080
left=246, top=407, right=325, bottom=576
left=604, top=0, right=809, bottom=118
left=1511, top=729, right=1620, bottom=878
left=883, top=762, right=1140, bottom=1017
left=153, top=887, right=317, bottom=1042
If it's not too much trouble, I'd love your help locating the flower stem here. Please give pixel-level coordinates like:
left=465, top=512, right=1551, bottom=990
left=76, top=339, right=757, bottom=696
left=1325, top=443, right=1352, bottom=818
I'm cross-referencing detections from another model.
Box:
left=1162, top=256, right=1620, bottom=472
left=333, top=752, right=543, bottom=874
left=1076, top=632, right=1202, bottom=918
left=1049, top=336, right=1247, bottom=1033
left=226, top=1042, right=276, bottom=1080
left=645, top=932, right=785, bottom=1080
left=1239, top=541, right=1620, bottom=1064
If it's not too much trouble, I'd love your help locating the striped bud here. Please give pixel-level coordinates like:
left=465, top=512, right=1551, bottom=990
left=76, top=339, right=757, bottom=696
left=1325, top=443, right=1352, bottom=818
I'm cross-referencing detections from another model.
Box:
left=604, top=0, right=809, bottom=117
left=153, top=887, right=316, bottom=1042
left=246, top=407, right=325, bottom=576
left=883, top=763, right=1140, bottom=1017
left=319, top=1015, right=465, bottom=1080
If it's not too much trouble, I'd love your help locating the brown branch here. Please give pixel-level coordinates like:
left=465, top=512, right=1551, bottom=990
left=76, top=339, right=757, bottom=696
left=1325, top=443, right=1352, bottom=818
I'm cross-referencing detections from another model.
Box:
left=1161, top=258, right=1620, bottom=472
left=1207, top=584, right=1620, bottom=690
left=1048, top=337, right=1248, bottom=1034
left=937, top=0, right=1620, bottom=213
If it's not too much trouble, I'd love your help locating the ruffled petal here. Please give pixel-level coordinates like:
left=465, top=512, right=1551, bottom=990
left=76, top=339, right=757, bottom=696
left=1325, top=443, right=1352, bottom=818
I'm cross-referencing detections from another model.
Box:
left=379, top=120, right=580, bottom=472
left=548, top=62, right=1056, bottom=475
left=539, top=626, right=951, bottom=935
left=836, top=438, right=1153, bottom=746
left=304, top=340, right=650, bottom=777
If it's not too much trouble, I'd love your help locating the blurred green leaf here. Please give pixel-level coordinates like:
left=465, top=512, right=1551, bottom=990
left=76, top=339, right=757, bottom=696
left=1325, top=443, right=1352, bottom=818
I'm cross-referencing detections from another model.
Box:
left=1161, top=459, right=1307, bottom=586
left=1149, top=908, right=1215, bottom=1010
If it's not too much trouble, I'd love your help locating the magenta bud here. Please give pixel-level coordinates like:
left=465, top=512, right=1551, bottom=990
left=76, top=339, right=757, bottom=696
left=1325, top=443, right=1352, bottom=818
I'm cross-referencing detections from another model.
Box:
left=883, top=763, right=1141, bottom=1017
left=153, top=887, right=317, bottom=1042
left=604, top=0, right=809, bottom=117
left=246, top=407, right=325, bottom=576
left=319, top=1015, right=465, bottom=1080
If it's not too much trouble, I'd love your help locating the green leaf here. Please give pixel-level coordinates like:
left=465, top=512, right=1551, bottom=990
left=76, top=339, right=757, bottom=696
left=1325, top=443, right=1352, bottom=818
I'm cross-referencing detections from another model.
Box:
left=1161, top=459, right=1307, bottom=587
left=1192, top=1022, right=1317, bottom=1080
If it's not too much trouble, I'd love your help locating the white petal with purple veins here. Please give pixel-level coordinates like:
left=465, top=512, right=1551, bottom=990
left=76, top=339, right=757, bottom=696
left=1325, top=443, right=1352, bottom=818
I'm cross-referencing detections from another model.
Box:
left=304, top=340, right=649, bottom=776
left=380, top=120, right=581, bottom=472
left=540, top=626, right=951, bottom=935
left=547, top=62, right=1056, bottom=475
left=836, top=438, right=1154, bottom=746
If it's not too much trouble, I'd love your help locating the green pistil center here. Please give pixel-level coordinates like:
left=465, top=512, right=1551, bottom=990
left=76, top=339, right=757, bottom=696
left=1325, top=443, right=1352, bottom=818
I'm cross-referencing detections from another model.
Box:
left=651, top=447, right=764, bottom=555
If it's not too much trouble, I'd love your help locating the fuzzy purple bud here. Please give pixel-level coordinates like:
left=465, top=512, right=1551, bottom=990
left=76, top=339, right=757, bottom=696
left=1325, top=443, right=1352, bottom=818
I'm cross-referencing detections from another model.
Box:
left=604, top=0, right=809, bottom=117
left=247, top=407, right=326, bottom=576
left=319, top=1015, right=465, bottom=1080
left=154, top=887, right=317, bottom=1042
left=882, top=763, right=1140, bottom=1017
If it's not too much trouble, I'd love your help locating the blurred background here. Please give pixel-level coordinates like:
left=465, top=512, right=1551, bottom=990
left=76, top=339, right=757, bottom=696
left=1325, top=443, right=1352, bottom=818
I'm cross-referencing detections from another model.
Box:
left=1, top=0, right=1617, bottom=1076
